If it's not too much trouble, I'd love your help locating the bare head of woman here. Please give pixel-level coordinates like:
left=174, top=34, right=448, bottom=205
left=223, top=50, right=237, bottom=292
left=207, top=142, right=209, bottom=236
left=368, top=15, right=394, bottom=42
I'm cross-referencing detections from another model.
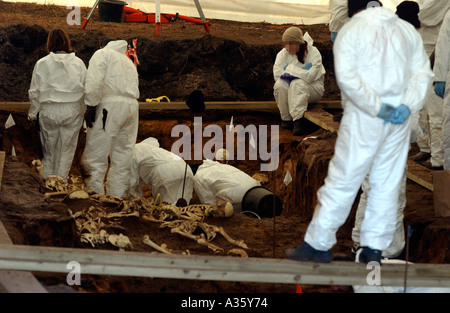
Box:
left=47, top=28, right=73, bottom=53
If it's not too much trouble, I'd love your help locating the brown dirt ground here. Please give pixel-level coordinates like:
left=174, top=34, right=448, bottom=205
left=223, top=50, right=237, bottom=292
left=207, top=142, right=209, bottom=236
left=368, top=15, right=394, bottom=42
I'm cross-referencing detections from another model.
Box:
left=0, top=1, right=449, bottom=295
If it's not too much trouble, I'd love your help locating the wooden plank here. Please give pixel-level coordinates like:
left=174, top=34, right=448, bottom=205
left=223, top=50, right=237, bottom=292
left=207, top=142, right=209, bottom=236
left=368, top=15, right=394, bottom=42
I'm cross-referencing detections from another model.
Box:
left=0, top=102, right=30, bottom=110
left=406, top=159, right=433, bottom=191
left=0, top=223, right=48, bottom=293
left=302, top=110, right=434, bottom=192
left=0, top=151, right=4, bottom=189
left=304, top=107, right=340, bottom=133
left=0, top=101, right=342, bottom=111
left=0, top=244, right=449, bottom=287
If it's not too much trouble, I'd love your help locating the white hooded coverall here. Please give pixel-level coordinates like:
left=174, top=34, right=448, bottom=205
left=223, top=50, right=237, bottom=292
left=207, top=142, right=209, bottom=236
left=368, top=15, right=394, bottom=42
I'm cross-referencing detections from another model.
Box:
left=273, top=33, right=325, bottom=122
left=415, top=0, right=450, bottom=167
left=329, top=0, right=350, bottom=35
left=194, top=160, right=260, bottom=213
left=81, top=40, right=140, bottom=198
left=434, top=10, right=450, bottom=170
left=129, top=137, right=194, bottom=205
left=304, top=7, right=433, bottom=252
left=28, top=52, right=86, bottom=181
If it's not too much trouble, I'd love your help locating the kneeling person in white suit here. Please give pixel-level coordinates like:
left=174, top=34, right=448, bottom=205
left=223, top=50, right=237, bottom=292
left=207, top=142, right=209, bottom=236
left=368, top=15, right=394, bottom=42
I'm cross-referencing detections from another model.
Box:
left=129, top=137, right=194, bottom=205
left=194, top=150, right=260, bottom=213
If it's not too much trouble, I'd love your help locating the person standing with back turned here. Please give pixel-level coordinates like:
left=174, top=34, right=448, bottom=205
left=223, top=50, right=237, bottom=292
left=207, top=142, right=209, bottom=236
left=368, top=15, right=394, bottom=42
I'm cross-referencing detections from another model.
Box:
left=28, top=28, right=86, bottom=182
left=285, top=0, right=433, bottom=263
left=81, top=39, right=140, bottom=198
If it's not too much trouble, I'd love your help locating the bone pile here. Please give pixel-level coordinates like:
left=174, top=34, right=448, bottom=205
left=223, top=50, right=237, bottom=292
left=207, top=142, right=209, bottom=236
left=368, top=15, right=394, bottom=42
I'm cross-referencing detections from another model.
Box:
left=41, top=171, right=248, bottom=257
left=142, top=195, right=248, bottom=257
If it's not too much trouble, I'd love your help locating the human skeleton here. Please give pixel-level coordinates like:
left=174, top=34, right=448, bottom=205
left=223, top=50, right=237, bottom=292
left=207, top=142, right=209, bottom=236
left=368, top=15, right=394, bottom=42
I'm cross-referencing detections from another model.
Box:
left=39, top=168, right=248, bottom=256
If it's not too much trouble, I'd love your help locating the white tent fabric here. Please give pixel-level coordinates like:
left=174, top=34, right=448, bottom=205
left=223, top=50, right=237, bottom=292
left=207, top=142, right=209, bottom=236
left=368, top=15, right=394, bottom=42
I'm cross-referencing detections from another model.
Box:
left=7, top=0, right=406, bottom=25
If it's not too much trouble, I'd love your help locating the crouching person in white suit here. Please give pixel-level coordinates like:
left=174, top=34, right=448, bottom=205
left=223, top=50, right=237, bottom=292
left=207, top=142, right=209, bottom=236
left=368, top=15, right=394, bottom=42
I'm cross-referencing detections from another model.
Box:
left=273, top=27, right=325, bottom=136
left=129, top=137, right=194, bottom=205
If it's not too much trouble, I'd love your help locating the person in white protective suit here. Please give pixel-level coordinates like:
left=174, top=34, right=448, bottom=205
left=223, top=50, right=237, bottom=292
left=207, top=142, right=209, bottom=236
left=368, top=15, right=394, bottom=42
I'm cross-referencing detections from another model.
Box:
left=351, top=1, right=425, bottom=260
left=81, top=39, right=140, bottom=198
left=329, top=0, right=350, bottom=43
left=410, top=0, right=450, bottom=167
left=28, top=29, right=86, bottom=182
left=434, top=9, right=450, bottom=170
left=273, top=27, right=325, bottom=136
left=193, top=149, right=260, bottom=213
left=285, top=1, right=433, bottom=264
left=129, top=137, right=194, bottom=205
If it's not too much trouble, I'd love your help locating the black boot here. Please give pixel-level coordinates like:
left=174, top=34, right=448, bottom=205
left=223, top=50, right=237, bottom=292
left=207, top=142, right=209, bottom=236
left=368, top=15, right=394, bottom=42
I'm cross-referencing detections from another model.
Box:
left=409, top=151, right=431, bottom=163
left=333, top=112, right=343, bottom=122
left=285, top=242, right=332, bottom=263
left=293, top=118, right=305, bottom=136
left=280, top=120, right=294, bottom=130
left=357, top=247, right=382, bottom=264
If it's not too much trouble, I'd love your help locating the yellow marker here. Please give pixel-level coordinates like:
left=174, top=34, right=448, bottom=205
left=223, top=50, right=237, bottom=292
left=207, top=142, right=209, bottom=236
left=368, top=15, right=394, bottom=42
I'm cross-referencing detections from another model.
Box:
left=145, top=96, right=170, bottom=103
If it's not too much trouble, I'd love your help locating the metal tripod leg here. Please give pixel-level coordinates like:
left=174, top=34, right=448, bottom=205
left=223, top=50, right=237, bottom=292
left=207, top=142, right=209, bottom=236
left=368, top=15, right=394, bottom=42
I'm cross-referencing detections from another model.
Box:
left=193, top=0, right=210, bottom=33
left=155, top=0, right=209, bottom=35
left=155, top=0, right=161, bottom=35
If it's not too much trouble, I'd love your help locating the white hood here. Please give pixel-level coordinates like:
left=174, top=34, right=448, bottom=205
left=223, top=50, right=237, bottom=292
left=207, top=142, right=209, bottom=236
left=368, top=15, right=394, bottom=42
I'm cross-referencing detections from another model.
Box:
left=104, top=40, right=128, bottom=54
left=352, top=6, right=398, bottom=26
left=49, top=52, right=76, bottom=66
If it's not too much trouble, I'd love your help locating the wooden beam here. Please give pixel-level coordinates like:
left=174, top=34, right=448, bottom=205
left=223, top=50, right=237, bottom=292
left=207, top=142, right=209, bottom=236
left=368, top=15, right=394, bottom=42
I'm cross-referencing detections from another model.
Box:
left=0, top=151, right=4, bottom=188
left=0, top=101, right=342, bottom=111
left=406, top=159, right=433, bottom=191
left=0, top=244, right=449, bottom=287
left=304, top=107, right=340, bottom=133
left=303, top=109, right=434, bottom=192
left=0, top=224, right=48, bottom=292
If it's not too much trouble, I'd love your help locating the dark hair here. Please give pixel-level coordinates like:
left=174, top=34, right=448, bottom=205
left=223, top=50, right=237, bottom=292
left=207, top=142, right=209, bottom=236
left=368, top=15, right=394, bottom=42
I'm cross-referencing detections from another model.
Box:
left=47, top=28, right=73, bottom=53
left=296, top=42, right=308, bottom=64
left=348, top=0, right=383, bottom=18
left=396, top=1, right=421, bottom=29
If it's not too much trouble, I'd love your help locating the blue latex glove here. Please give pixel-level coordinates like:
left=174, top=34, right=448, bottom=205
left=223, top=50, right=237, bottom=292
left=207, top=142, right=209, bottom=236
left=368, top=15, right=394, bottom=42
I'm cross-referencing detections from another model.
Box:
left=280, top=73, right=299, bottom=81
left=435, top=82, right=446, bottom=98
left=302, top=63, right=312, bottom=70
left=331, top=32, right=337, bottom=43
left=391, top=104, right=411, bottom=124
left=377, top=103, right=396, bottom=124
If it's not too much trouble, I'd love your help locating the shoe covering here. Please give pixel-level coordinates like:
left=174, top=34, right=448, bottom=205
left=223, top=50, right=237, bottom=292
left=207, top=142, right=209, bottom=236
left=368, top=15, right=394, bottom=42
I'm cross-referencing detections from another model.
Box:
left=356, top=247, right=382, bottom=264
left=409, top=151, right=431, bottom=163
left=285, top=242, right=332, bottom=263
left=293, top=119, right=305, bottom=136
left=281, top=120, right=293, bottom=130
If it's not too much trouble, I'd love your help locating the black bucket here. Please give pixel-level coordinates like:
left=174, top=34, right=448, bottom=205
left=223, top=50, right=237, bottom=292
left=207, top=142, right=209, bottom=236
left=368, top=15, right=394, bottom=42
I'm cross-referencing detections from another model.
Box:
left=98, top=0, right=127, bottom=23
left=241, top=186, right=283, bottom=218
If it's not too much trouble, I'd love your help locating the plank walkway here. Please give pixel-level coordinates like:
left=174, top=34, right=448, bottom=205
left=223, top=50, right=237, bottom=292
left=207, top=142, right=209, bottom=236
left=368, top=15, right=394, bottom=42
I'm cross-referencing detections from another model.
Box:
left=0, top=243, right=449, bottom=288
left=0, top=100, right=341, bottom=111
